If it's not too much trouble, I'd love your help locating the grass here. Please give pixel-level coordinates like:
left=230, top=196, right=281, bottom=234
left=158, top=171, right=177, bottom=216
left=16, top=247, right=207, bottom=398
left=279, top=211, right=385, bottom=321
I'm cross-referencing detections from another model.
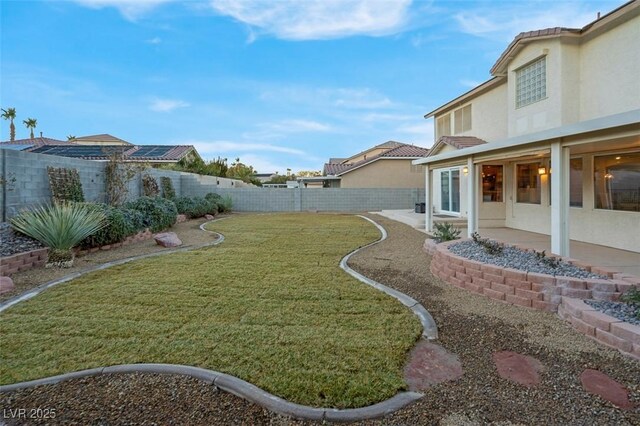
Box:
left=0, top=213, right=421, bottom=408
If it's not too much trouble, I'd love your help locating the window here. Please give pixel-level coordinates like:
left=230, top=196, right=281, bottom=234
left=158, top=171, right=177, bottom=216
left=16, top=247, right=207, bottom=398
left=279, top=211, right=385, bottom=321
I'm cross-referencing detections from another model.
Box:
left=436, top=114, right=451, bottom=138
left=482, top=165, right=503, bottom=202
left=594, top=152, right=640, bottom=212
left=516, top=56, right=546, bottom=108
left=516, top=163, right=541, bottom=204
left=454, top=104, right=472, bottom=134
left=570, top=158, right=583, bottom=207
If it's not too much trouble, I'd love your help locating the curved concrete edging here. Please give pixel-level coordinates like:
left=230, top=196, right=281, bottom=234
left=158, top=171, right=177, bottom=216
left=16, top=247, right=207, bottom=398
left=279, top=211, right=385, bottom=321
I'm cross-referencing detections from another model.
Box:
left=0, top=214, right=429, bottom=421
left=0, top=218, right=227, bottom=314
left=341, top=215, right=438, bottom=340
left=0, top=364, right=423, bottom=421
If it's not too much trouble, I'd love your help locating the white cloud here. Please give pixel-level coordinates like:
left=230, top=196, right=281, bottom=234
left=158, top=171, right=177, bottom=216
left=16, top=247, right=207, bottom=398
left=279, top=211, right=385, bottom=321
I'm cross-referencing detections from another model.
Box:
left=263, top=119, right=332, bottom=133
left=361, top=112, right=415, bottom=122
left=149, top=98, right=190, bottom=112
left=209, top=0, right=412, bottom=40
left=260, top=86, right=395, bottom=110
left=455, top=3, right=601, bottom=42
left=396, top=121, right=435, bottom=147
left=185, top=140, right=307, bottom=156
left=146, top=37, right=162, bottom=44
left=72, top=0, right=173, bottom=20
left=460, top=79, right=481, bottom=89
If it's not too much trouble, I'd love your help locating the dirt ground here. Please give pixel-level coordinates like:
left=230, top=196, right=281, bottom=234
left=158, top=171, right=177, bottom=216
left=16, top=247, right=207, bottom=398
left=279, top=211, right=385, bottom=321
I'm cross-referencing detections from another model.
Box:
left=1, top=214, right=638, bottom=425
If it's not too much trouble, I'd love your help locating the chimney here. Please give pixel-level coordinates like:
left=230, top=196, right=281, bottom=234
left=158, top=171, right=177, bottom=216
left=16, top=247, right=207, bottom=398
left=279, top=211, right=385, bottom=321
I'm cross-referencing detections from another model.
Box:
left=40, top=132, right=43, bottom=137
left=597, top=12, right=601, bottom=19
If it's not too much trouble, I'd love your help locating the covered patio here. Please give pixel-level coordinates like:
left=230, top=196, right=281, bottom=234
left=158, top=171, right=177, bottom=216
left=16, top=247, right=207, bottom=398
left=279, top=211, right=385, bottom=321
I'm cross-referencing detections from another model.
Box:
left=373, top=209, right=640, bottom=277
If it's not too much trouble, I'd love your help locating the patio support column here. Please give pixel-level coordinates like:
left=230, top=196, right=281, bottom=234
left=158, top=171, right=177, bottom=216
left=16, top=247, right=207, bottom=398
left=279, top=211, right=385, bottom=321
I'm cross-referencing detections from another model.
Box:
left=425, top=165, right=433, bottom=233
left=466, top=156, right=478, bottom=237
left=550, top=141, right=570, bottom=256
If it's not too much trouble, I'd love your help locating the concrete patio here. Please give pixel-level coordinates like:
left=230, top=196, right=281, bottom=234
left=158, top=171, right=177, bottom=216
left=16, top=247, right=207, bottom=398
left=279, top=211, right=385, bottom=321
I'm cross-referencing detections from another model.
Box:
left=373, top=210, right=640, bottom=277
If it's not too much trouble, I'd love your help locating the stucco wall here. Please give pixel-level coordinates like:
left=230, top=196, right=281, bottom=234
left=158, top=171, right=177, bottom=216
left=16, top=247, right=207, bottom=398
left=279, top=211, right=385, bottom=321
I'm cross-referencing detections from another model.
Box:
left=340, top=159, right=424, bottom=188
left=579, top=16, right=640, bottom=121
left=456, top=83, right=509, bottom=142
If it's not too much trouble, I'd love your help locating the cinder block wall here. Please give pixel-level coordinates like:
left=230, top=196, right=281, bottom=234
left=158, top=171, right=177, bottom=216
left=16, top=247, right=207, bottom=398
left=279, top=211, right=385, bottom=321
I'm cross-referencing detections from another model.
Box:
left=1, top=149, right=425, bottom=219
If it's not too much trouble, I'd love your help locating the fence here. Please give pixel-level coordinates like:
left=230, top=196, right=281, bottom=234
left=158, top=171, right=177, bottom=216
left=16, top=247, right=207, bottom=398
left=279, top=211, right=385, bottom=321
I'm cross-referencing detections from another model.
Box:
left=1, top=149, right=424, bottom=220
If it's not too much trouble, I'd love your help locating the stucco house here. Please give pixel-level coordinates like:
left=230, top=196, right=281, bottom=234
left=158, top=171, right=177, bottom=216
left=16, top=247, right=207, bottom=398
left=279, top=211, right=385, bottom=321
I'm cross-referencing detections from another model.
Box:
left=414, top=0, right=639, bottom=255
left=323, top=141, right=429, bottom=188
left=72, top=134, right=132, bottom=146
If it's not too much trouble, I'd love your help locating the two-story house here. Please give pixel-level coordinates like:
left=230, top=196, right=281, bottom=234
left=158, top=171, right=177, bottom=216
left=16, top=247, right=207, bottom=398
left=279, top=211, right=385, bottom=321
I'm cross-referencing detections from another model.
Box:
left=414, top=0, right=640, bottom=254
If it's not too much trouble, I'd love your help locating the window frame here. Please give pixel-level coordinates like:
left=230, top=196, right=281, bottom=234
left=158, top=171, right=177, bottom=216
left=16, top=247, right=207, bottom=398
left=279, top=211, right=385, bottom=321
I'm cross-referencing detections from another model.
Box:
left=593, top=150, right=640, bottom=213
left=515, top=56, right=547, bottom=109
left=481, top=164, right=504, bottom=203
left=453, top=104, right=472, bottom=134
left=515, top=161, right=542, bottom=205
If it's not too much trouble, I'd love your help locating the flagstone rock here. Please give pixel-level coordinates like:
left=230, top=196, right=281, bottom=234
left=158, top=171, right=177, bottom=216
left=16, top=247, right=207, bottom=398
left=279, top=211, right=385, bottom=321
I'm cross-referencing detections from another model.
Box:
left=404, top=340, right=463, bottom=391
left=580, top=369, right=635, bottom=410
left=0, top=276, right=15, bottom=294
left=492, top=351, right=544, bottom=386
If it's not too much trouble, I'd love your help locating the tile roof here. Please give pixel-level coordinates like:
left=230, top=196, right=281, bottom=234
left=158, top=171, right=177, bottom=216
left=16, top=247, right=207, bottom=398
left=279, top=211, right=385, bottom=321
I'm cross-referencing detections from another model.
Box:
left=74, top=134, right=132, bottom=145
left=0, top=137, right=70, bottom=148
left=438, top=136, right=487, bottom=149
left=324, top=143, right=429, bottom=176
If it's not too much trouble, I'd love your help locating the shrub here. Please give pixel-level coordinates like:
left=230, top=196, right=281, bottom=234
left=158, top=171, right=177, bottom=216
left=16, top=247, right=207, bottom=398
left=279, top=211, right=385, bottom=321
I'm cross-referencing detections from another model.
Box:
left=621, top=287, right=640, bottom=319
left=471, top=232, right=504, bottom=255
left=142, top=174, right=160, bottom=197
left=218, top=195, right=233, bottom=213
left=10, top=202, right=105, bottom=263
left=174, top=196, right=217, bottom=218
left=79, top=204, right=128, bottom=248
left=120, top=208, right=146, bottom=233
left=433, top=222, right=460, bottom=242
left=124, top=196, right=177, bottom=232
left=160, top=177, right=176, bottom=200
left=47, top=167, right=84, bottom=203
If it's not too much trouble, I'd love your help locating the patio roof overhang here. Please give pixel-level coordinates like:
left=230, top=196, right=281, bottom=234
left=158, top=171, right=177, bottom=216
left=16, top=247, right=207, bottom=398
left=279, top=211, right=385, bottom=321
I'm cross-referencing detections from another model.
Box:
left=413, top=109, right=640, bottom=166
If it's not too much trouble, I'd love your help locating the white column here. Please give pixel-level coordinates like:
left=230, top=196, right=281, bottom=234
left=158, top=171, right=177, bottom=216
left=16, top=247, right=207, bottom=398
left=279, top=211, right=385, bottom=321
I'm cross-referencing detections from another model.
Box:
left=550, top=141, right=570, bottom=256
left=466, top=156, right=478, bottom=237
left=425, top=165, right=433, bottom=233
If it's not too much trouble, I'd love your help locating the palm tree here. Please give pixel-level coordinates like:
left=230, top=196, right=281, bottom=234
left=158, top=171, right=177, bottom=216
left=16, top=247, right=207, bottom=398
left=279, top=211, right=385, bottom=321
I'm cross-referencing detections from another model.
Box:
left=1, top=107, right=17, bottom=141
left=67, top=135, right=76, bottom=141
left=23, top=118, right=37, bottom=139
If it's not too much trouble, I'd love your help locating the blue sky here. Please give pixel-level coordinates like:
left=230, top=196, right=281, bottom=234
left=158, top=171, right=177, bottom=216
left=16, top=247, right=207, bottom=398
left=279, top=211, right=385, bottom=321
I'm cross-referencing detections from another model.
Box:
left=0, top=0, right=621, bottom=173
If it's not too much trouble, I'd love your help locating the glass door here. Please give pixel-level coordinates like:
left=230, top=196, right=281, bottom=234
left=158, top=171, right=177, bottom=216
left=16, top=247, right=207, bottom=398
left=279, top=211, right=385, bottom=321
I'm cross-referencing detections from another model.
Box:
left=440, top=169, right=460, bottom=214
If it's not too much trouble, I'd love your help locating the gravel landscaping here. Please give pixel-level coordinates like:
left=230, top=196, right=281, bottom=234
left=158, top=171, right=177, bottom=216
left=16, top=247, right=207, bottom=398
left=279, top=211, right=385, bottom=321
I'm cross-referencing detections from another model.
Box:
left=1, top=214, right=639, bottom=425
left=448, top=239, right=608, bottom=279
left=585, top=300, right=640, bottom=326
left=0, top=222, right=43, bottom=257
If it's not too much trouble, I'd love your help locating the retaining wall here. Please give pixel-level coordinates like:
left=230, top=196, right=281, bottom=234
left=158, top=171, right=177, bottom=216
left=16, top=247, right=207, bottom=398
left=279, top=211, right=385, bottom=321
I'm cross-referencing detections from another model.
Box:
left=424, top=238, right=640, bottom=359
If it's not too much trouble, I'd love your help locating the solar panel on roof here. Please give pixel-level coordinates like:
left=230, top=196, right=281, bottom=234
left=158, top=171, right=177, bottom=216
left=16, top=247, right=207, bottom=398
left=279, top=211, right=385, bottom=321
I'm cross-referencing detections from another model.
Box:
left=30, top=146, right=123, bottom=158
left=130, top=146, right=173, bottom=157
left=0, top=144, right=34, bottom=151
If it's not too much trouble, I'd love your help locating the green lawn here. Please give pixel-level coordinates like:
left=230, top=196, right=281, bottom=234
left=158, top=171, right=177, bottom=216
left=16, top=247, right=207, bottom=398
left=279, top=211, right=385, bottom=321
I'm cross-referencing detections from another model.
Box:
left=0, top=213, right=421, bottom=408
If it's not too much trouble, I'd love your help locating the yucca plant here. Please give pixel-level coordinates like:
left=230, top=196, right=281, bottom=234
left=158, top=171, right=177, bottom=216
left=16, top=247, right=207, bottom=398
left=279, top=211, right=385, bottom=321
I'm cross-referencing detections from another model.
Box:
left=10, top=202, right=106, bottom=266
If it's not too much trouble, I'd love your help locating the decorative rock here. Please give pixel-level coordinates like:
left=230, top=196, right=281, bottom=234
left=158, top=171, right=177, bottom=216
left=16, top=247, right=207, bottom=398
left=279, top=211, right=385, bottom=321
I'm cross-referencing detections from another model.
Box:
left=493, top=351, right=544, bottom=386
left=0, top=276, right=15, bottom=294
left=204, top=214, right=215, bottom=220
left=404, top=340, right=463, bottom=391
left=154, top=232, right=182, bottom=248
left=176, top=214, right=187, bottom=223
left=580, top=369, right=635, bottom=410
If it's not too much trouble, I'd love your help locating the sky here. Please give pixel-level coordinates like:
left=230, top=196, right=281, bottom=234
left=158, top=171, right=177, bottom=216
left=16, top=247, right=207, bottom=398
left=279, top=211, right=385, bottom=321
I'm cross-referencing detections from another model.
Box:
left=0, top=0, right=623, bottom=173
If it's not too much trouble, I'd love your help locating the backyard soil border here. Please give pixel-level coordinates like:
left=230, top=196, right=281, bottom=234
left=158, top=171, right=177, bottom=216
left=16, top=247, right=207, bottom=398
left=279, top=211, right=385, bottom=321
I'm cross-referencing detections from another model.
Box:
left=0, top=215, right=437, bottom=421
left=424, top=238, right=640, bottom=360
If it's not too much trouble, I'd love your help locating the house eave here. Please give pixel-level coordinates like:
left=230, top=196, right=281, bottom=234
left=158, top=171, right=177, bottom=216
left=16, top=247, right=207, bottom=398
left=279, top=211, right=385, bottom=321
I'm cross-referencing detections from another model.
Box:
left=413, top=109, right=640, bottom=166
left=424, top=77, right=506, bottom=119
left=337, top=156, right=427, bottom=176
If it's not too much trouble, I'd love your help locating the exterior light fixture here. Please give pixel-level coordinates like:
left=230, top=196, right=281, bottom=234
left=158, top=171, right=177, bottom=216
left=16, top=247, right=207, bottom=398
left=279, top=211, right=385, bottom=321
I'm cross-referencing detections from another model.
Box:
left=538, top=166, right=547, bottom=175
left=462, top=166, right=469, bottom=175
left=615, top=156, right=621, bottom=160
left=605, top=173, right=614, bottom=179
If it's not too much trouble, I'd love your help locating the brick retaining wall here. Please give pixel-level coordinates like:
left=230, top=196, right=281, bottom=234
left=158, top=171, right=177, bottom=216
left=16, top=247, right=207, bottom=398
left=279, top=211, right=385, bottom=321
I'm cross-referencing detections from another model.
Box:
left=0, top=248, right=49, bottom=276
left=424, top=238, right=640, bottom=359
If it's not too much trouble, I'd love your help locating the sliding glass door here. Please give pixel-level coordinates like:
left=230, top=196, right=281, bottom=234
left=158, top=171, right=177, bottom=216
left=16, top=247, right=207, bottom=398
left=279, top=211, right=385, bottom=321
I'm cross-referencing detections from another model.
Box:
left=440, top=169, right=460, bottom=214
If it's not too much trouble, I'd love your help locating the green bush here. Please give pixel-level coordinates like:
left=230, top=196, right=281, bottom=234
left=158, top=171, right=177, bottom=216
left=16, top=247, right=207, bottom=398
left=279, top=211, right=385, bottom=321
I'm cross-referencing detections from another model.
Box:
left=10, top=202, right=105, bottom=261
left=142, top=174, right=160, bottom=197
left=174, top=196, right=218, bottom=218
left=124, top=196, right=177, bottom=232
left=80, top=204, right=128, bottom=248
left=218, top=194, right=233, bottom=213
left=160, top=177, right=176, bottom=200
left=78, top=204, right=149, bottom=248
left=433, top=222, right=460, bottom=242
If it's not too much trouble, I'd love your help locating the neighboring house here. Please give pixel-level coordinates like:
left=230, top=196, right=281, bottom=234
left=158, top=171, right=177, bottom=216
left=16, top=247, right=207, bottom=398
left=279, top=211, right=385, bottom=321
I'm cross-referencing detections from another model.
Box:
left=323, top=141, right=429, bottom=188
left=414, top=0, right=640, bottom=254
left=72, top=134, right=132, bottom=146
left=254, top=173, right=277, bottom=183
left=1, top=138, right=201, bottom=166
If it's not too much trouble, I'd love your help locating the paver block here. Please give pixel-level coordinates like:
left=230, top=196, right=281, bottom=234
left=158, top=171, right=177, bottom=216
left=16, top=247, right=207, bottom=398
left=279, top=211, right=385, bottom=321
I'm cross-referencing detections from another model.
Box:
left=404, top=341, right=463, bottom=391
left=581, top=310, right=622, bottom=332
left=569, top=316, right=596, bottom=336
left=493, top=351, right=543, bottom=386
left=610, top=322, right=640, bottom=345
left=484, top=288, right=505, bottom=301
left=595, top=329, right=633, bottom=353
